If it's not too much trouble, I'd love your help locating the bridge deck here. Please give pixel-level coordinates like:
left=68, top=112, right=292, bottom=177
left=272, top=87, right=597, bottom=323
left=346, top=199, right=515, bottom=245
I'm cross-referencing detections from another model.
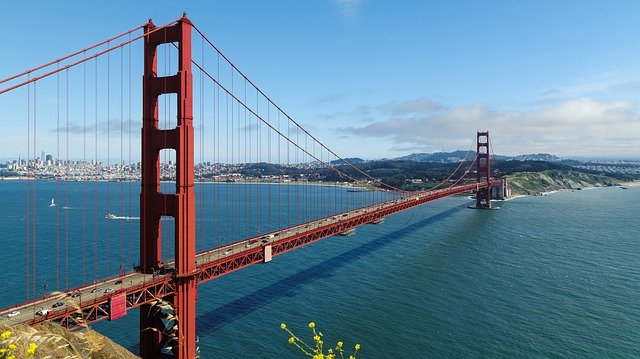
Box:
left=0, top=180, right=500, bottom=329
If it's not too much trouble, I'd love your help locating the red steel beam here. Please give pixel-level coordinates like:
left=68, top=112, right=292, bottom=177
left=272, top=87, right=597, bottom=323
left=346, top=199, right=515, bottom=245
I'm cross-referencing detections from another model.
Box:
left=3, top=180, right=500, bottom=331
left=140, top=14, right=196, bottom=359
left=194, top=180, right=501, bottom=285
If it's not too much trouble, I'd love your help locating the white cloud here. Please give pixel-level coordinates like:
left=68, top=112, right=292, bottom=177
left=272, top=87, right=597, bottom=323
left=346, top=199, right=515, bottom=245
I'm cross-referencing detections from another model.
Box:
left=333, top=0, right=363, bottom=25
left=340, top=98, right=640, bottom=158
left=378, top=97, right=447, bottom=116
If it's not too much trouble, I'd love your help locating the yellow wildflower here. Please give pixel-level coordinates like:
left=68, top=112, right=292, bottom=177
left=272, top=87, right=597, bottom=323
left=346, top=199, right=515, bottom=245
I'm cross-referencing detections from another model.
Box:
left=280, top=323, right=287, bottom=330
left=336, top=341, right=343, bottom=349
left=308, top=321, right=316, bottom=329
left=1, top=330, right=11, bottom=340
left=355, top=344, right=361, bottom=350
left=0, top=349, right=6, bottom=355
left=27, top=342, right=38, bottom=356
left=288, top=337, right=296, bottom=344
left=7, top=355, right=15, bottom=359
left=8, top=343, right=16, bottom=351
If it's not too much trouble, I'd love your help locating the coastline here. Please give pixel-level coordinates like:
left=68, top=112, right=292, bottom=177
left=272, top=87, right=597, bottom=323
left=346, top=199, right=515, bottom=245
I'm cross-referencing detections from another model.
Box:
left=504, top=182, right=637, bottom=201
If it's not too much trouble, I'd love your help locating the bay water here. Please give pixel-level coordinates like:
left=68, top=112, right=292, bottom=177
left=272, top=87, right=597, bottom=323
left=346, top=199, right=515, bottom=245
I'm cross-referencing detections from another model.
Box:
left=1, top=181, right=638, bottom=357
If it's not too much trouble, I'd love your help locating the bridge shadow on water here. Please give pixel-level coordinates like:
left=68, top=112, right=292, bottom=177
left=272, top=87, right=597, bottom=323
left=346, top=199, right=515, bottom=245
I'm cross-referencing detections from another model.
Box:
left=194, top=203, right=468, bottom=334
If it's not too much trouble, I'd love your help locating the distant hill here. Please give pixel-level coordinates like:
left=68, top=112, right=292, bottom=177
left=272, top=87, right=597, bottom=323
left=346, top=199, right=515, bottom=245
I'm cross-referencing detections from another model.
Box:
left=511, top=153, right=561, bottom=162
left=396, top=150, right=475, bottom=163
left=396, top=151, right=561, bottom=163
left=330, top=157, right=365, bottom=165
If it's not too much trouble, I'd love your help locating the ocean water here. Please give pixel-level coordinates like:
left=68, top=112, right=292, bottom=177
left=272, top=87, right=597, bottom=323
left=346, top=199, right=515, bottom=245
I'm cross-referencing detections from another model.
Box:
left=1, top=182, right=639, bottom=357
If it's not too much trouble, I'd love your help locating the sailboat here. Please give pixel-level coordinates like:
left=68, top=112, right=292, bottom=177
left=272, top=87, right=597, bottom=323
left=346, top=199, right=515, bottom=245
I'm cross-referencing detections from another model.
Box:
left=49, top=198, right=56, bottom=207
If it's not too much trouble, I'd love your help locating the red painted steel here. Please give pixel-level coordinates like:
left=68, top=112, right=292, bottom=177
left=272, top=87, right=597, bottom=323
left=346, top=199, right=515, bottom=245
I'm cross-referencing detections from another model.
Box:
left=194, top=180, right=502, bottom=285
left=0, top=14, right=506, bottom=356
left=140, top=14, right=196, bottom=359
left=5, top=180, right=501, bottom=335
left=476, top=131, right=492, bottom=208
left=109, top=292, right=127, bottom=320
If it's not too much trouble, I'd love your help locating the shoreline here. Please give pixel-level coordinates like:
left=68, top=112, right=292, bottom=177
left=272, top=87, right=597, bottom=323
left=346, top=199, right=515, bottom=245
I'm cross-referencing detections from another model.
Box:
left=504, top=182, right=637, bottom=201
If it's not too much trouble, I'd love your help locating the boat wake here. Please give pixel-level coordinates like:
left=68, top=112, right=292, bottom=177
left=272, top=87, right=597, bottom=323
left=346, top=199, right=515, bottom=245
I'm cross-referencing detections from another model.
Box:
left=105, top=213, right=140, bottom=220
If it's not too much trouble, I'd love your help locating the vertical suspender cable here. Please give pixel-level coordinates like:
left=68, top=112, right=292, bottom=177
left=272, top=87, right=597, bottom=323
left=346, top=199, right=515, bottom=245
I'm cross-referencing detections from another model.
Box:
left=232, top=69, right=240, bottom=242
left=199, top=33, right=205, bottom=254
left=106, top=42, right=111, bottom=276
left=128, top=34, right=133, bottom=268
left=26, top=78, right=31, bottom=301
left=65, top=69, right=70, bottom=289
left=256, top=91, right=260, bottom=233
left=287, top=116, right=290, bottom=227
left=225, top=82, right=229, bottom=245
left=277, top=111, right=281, bottom=229
left=216, top=51, right=220, bottom=253
left=238, top=86, right=242, bottom=239
left=119, top=46, right=123, bottom=271
left=56, top=65, right=60, bottom=290
left=94, top=57, right=99, bottom=282
left=83, top=52, right=87, bottom=284
left=244, top=79, right=248, bottom=239
left=33, top=82, right=38, bottom=299
left=267, top=103, right=271, bottom=229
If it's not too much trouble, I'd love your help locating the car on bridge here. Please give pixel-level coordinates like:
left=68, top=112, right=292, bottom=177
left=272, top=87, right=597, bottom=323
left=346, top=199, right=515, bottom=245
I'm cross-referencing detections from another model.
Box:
left=36, top=309, right=48, bottom=316
left=6, top=310, right=20, bottom=317
left=91, top=287, right=101, bottom=293
left=104, top=288, right=115, bottom=294
left=52, top=302, right=64, bottom=308
left=245, top=239, right=257, bottom=248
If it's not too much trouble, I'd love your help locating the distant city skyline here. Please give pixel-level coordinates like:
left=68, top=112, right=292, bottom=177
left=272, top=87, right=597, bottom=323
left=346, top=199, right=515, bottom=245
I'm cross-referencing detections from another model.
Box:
left=1, top=1, right=640, bottom=160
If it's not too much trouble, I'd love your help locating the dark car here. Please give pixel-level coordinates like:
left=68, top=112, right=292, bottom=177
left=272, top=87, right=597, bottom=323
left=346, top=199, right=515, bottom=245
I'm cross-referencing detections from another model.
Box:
left=114, top=280, right=123, bottom=285
left=91, top=287, right=101, bottom=293
left=52, top=302, right=64, bottom=308
left=70, top=292, right=81, bottom=298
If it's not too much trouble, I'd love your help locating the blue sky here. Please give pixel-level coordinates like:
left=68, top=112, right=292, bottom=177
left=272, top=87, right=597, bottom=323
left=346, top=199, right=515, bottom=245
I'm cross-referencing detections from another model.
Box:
left=1, top=0, right=640, bottom=160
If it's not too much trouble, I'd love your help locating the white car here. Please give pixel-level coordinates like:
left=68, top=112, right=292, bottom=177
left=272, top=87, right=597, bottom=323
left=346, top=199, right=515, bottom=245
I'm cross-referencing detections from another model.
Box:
left=7, top=310, right=20, bottom=317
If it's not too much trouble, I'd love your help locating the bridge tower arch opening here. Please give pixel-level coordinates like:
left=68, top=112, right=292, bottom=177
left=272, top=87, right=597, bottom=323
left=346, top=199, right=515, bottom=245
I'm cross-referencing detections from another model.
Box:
left=140, top=14, right=197, bottom=359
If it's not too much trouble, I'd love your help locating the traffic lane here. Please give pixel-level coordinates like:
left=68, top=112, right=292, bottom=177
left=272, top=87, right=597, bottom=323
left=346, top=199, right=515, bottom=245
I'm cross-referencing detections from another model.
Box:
left=0, top=272, right=151, bottom=326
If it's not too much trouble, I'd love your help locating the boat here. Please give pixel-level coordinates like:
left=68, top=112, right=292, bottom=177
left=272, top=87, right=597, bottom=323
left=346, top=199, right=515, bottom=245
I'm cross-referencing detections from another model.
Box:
left=49, top=198, right=56, bottom=207
left=620, top=186, right=628, bottom=190
left=106, top=213, right=140, bottom=220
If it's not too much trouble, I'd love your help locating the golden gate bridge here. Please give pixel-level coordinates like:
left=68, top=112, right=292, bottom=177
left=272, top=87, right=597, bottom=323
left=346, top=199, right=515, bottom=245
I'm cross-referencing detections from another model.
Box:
left=0, top=14, right=504, bottom=358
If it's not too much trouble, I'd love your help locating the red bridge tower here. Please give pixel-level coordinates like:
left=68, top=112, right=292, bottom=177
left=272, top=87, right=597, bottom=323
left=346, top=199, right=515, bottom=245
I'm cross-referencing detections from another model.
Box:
left=475, top=131, right=493, bottom=209
left=140, top=15, right=197, bottom=359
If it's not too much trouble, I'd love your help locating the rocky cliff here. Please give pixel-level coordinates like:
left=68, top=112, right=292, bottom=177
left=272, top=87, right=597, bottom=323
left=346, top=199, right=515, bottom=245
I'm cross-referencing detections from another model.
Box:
left=505, top=170, right=619, bottom=196
left=0, top=321, right=138, bottom=359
